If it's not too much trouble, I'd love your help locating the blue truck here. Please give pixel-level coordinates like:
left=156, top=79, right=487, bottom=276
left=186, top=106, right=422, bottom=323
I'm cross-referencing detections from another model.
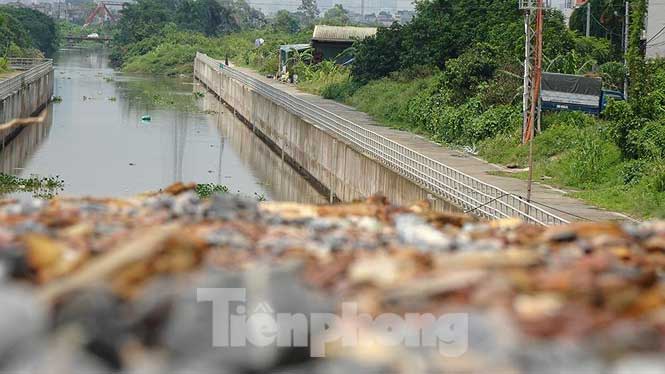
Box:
left=541, top=72, right=625, bottom=115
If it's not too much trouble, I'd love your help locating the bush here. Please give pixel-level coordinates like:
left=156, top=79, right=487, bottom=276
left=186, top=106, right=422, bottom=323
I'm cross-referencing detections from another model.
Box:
left=437, top=43, right=499, bottom=105
left=555, top=132, right=621, bottom=187
left=465, top=105, right=520, bottom=143
left=351, top=23, right=403, bottom=83
left=603, top=99, right=643, bottom=157
left=626, top=120, right=665, bottom=160
left=320, top=79, right=361, bottom=100
left=620, top=159, right=649, bottom=185
left=599, top=61, right=626, bottom=90
left=346, top=75, right=436, bottom=127
left=573, top=36, right=612, bottom=64
left=0, top=57, right=9, bottom=73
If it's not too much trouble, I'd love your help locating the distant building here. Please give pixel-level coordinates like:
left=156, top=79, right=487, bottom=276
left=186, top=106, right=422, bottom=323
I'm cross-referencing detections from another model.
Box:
left=647, top=1, right=665, bottom=58
left=396, top=10, right=414, bottom=24
left=376, top=11, right=394, bottom=26
left=311, top=25, right=378, bottom=63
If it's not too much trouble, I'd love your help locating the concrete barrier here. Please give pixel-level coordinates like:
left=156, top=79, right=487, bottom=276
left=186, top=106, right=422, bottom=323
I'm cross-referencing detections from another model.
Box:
left=194, top=56, right=459, bottom=212
left=0, top=60, right=54, bottom=149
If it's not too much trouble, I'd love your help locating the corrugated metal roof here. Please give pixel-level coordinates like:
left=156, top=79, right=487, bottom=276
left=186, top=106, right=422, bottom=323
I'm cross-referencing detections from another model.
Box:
left=279, top=44, right=311, bottom=52
left=312, top=25, right=378, bottom=42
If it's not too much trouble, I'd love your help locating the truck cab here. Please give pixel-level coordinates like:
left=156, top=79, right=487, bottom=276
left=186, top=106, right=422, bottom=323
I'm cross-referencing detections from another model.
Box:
left=600, top=89, right=625, bottom=111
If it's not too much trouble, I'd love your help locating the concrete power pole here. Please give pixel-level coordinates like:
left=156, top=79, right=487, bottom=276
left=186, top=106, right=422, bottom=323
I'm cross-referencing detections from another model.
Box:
left=586, top=1, right=591, bottom=36
left=624, top=0, right=629, bottom=99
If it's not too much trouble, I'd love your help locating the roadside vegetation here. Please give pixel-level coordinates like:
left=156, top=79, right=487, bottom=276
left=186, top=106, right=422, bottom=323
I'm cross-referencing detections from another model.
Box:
left=0, top=57, right=10, bottom=74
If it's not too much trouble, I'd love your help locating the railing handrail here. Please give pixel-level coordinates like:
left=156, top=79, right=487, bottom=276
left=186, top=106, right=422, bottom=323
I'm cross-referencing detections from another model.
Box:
left=194, top=52, right=569, bottom=225
left=0, top=59, right=53, bottom=100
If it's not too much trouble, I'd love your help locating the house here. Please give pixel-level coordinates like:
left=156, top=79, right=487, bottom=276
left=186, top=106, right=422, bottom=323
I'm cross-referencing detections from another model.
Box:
left=311, top=25, right=378, bottom=64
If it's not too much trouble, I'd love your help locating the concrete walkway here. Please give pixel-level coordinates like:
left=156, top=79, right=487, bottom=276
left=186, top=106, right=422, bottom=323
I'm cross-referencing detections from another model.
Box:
left=232, top=65, right=633, bottom=222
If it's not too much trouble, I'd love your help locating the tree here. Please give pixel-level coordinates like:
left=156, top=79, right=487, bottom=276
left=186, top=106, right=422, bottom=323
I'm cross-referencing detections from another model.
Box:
left=115, top=0, right=175, bottom=45
left=176, top=0, right=237, bottom=36
left=0, top=11, right=31, bottom=56
left=351, top=0, right=577, bottom=81
left=298, top=0, right=319, bottom=25
left=273, top=10, right=300, bottom=33
left=570, top=0, right=624, bottom=56
left=352, top=23, right=403, bottom=82
left=0, top=6, right=58, bottom=56
left=320, top=4, right=349, bottom=26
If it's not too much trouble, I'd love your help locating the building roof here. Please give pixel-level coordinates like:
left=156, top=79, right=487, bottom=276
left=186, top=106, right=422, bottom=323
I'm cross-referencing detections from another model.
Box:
left=279, top=44, right=311, bottom=52
left=311, top=25, right=378, bottom=43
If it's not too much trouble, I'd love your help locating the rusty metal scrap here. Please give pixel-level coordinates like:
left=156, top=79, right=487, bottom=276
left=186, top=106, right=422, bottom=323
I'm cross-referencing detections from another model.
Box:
left=0, top=186, right=665, bottom=372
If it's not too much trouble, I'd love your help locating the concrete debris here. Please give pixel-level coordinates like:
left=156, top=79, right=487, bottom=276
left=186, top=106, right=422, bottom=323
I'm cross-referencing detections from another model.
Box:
left=0, top=183, right=665, bottom=372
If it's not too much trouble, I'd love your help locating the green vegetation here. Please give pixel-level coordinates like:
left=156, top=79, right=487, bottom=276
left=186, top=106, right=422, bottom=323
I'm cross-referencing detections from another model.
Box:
left=110, top=0, right=276, bottom=75
left=284, top=0, right=665, bottom=219
left=0, top=57, right=10, bottom=73
left=194, top=183, right=266, bottom=201
left=118, top=77, right=202, bottom=112
left=195, top=183, right=229, bottom=198
left=0, top=5, right=57, bottom=57
left=0, top=173, right=64, bottom=199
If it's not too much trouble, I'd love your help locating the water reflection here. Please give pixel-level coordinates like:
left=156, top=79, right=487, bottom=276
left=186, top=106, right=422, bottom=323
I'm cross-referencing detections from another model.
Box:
left=0, top=107, right=53, bottom=175
left=202, top=91, right=326, bottom=204
left=6, top=48, right=272, bottom=198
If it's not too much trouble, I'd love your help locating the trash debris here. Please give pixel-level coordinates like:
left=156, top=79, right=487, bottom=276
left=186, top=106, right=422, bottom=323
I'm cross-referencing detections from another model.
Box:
left=0, top=186, right=664, bottom=372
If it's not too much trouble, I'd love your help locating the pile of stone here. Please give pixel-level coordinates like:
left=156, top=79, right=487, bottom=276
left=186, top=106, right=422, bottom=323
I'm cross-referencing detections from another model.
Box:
left=0, top=184, right=664, bottom=373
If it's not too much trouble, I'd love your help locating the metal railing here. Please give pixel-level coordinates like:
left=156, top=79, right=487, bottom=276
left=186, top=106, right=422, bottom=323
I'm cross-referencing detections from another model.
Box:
left=195, top=53, right=569, bottom=225
left=0, top=59, right=53, bottom=101
left=7, top=58, right=51, bottom=70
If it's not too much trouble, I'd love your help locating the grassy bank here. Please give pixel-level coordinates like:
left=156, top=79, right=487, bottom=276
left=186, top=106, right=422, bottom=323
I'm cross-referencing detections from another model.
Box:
left=298, top=66, right=665, bottom=219
left=114, top=26, right=310, bottom=76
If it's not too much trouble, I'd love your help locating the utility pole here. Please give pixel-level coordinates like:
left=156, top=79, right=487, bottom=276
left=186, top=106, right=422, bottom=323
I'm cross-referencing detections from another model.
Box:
left=520, top=0, right=547, bottom=202
left=586, top=1, right=591, bottom=36
left=624, top=0, right=629, bottom=99
left=361, top=0, right=365, bottom=22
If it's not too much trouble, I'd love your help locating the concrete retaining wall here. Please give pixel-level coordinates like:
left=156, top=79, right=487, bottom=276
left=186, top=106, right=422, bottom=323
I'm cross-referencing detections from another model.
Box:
left=0, top=67, right=54, bottom=148
left=194, top=58, right=459, bottom=212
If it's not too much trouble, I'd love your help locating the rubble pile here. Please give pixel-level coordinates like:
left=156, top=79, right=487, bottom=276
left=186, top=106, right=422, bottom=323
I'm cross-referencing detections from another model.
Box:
left=1, top=184, right=665, bottom=373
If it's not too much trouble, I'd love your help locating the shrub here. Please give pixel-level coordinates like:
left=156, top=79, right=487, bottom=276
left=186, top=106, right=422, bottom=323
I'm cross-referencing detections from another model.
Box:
left=465, top=105, right=520, bottom=143
left=620, top=159, right=649, bottom=185
left=599, top=61, right=626, bottom=90
left=437, top=43, right=500, bottom=105
left=320, top=79, right=361, bottom=100
left=573, top=36, right=612, bottom=64
left=603, top=99, right=643, bottom=157
left=556, top=132, right=622, bottom=187
left=626, top=120, right=665, bottom=160
left=0, top=57, right=9, bottom=73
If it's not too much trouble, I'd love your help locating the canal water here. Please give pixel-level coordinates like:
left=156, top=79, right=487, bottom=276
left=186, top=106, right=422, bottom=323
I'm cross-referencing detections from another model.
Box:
left=1, top=48, right=325, bottom=203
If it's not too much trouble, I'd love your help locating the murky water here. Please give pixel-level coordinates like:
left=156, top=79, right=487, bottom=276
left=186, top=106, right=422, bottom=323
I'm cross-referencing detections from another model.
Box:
left=1, top=48, right=325, bottom=202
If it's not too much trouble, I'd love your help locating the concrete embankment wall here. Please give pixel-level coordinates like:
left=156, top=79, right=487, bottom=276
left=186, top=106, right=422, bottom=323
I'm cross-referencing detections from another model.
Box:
left=194, top=58, right=458, bottom=212
left=0, top=66, right=54, bottom=148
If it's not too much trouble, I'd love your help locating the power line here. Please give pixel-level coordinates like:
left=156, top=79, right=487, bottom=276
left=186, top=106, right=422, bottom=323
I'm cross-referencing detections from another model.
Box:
left=646, top=23, right=665, bottom=44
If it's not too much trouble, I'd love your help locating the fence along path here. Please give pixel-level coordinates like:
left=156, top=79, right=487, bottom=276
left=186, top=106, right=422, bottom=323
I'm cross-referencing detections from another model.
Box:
left=1, top=59, right=53, bottom=100
left=196, top=53, right=627, bottom=225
